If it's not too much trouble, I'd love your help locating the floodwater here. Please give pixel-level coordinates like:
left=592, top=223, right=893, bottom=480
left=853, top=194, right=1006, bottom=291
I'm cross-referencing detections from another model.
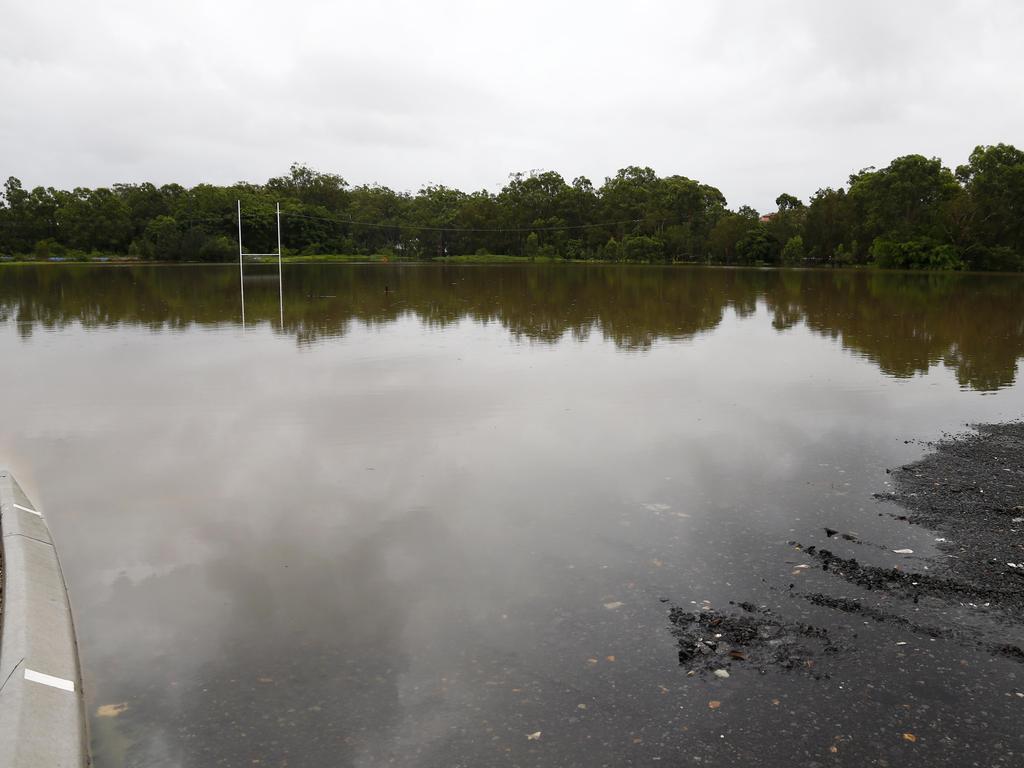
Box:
left=1, top=263, right=1023, bottom=767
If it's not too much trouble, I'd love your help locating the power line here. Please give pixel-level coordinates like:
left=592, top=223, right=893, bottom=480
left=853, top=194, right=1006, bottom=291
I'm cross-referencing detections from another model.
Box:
left=277, top=209, right=647, bottom=234
left=0, top=208, right=654, bottom=237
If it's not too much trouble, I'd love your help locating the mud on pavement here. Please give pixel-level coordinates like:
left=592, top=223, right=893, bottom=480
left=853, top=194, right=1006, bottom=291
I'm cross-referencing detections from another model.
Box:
left=670, top=421, right=1024, bottom=677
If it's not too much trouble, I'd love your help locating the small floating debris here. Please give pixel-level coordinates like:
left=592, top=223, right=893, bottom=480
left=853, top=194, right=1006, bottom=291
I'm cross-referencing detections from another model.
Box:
left=893, top=548, right=914, bottom=554
left=96, top=703, right=129, bottom=718
left=527, top=731, right=542, bottom=741
left=713, top=669, right=730, bottom=679
left=603, top=601, right=624, bottom=610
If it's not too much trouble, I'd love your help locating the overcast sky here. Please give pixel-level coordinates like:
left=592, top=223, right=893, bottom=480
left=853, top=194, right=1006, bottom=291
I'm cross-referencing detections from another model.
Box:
left=2, top=0, right=1022, bottom=211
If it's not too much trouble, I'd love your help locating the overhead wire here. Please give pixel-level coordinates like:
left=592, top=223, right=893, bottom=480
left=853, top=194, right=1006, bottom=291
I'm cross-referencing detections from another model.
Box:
left=277, top=209, right=648, bottom=234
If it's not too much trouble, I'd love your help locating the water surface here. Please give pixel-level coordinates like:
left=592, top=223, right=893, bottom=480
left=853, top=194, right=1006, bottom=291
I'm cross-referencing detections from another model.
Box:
left=1, top=264, right=1023, bottom=767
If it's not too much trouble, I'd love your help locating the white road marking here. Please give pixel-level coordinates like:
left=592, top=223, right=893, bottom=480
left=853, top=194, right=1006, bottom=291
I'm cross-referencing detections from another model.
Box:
left=24, top=668, right=75, bottom=692
left=13, top=503, right=42, bottom=517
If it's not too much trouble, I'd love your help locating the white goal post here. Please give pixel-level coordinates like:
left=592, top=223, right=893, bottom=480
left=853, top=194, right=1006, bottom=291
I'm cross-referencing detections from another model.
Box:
left=236, top=200, right=284, bottom=326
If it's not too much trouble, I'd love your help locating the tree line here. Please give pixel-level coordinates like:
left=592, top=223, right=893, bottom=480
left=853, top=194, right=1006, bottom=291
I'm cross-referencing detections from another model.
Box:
left=1, top=143, right=1023, bottom=270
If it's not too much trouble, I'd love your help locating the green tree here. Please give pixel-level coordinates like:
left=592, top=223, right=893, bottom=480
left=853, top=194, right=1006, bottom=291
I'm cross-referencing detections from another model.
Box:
left=707, top=210, right=758, bottom=263
left=410, top=185, right=467, bottom=257
left=55, top=187, right=132, bottom=252
left=265, top=163, right=350, bottom=210
left=622, top=234, right=664, bottom=262
left=736, top=224, right=779, bottom=263
left=848, top=155, right=961, bottom=262
left=775, top=193, right=804, bottom=212
left=803, top=187, right=853, bottom=263
left=956, top=143, right=1024, bottom=269
left=139, top=216, right=182, bottom=260
left=781, top=235, right=805, bottom=264
left=1, top=151, right=1022, bottom=271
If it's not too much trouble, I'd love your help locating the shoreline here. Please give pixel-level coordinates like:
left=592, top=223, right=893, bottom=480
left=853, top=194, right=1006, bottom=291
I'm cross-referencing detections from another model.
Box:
left=3, top=256, right=1024, bottom=276
left=673, top=421, right=1024, bottom=677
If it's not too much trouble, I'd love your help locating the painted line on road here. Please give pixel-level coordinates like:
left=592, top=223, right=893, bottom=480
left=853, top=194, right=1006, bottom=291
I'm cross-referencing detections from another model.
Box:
left=24, top=668, right=75, bottom=692
left=13, top=502, right=42, bottom=517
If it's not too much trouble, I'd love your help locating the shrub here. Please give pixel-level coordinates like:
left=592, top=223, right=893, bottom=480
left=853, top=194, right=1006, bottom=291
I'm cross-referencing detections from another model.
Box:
left=33, top=238, right=66, bottom=259
left=524, top=232, right=540, bottom=257
left=198, top=235, right=236, bottom=262
left=781, top=235, right=805, bottom=264
left=622, top=234, right=664, bottom=262
left=603, top=237, right=621, bottom=262
left=871, top=238, right=963, bottom=270
left=964, top=245, right=1024, bottom=272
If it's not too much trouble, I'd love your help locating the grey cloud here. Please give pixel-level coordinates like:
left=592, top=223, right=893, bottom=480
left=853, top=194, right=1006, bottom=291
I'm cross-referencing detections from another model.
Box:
left=1, top=0, right=1023, bottom=210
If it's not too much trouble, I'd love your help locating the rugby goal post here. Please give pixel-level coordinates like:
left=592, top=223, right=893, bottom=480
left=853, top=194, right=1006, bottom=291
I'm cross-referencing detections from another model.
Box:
left=236, top=200, right=284, bottom=326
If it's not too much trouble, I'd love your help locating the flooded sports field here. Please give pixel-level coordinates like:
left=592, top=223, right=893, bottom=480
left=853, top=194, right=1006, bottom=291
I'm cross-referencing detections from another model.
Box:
left=1, top=263, right=1023, bottom=767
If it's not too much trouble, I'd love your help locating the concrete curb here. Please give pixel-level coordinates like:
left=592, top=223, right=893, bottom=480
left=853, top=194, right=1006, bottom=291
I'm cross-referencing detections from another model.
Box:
left=0, top=470, right=90, bottom=767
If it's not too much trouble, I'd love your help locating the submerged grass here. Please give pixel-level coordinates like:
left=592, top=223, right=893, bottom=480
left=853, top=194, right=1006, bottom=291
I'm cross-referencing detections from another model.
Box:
left=279, top=254, right=403, bottom=264
left=434, top=254, right=538, bottom=264
left=281, top=253, right=561, bottom=264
